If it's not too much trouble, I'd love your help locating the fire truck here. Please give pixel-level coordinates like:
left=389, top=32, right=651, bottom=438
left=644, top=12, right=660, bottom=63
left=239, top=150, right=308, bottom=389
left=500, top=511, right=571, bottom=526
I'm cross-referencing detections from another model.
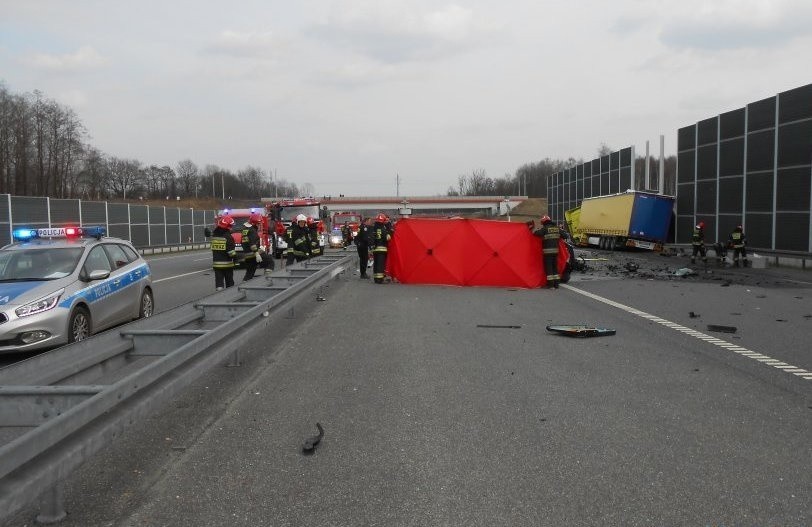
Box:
left=329, top=211, right=362, bottom=248
left=215, top=207, right=273, bottom=264
left=264, top=197, right=327, bottom=258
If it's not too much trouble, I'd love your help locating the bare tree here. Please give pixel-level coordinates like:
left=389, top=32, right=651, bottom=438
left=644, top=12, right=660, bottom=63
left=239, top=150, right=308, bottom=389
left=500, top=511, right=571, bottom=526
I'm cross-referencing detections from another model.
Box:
left=175, top=159, right=198, bottom=197
left=106, top=157, right=142, bottom=199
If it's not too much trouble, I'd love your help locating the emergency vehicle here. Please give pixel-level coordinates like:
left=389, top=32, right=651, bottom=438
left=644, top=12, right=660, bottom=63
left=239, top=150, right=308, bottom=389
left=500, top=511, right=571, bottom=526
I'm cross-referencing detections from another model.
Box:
left=264, top=198, right=327, bottom=258
left=331, top=211, right=362, bottom=238
left=215, top=208, right=273, bottom=262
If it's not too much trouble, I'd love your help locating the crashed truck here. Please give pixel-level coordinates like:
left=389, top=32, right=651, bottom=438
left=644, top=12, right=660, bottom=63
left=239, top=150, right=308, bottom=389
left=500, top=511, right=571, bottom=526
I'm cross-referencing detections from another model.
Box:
left=566, top=190, right=674, bottom=251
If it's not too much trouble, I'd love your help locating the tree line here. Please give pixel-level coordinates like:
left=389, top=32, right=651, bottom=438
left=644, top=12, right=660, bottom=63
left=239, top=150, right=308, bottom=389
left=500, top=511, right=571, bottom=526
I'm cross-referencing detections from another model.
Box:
left=0, top=82, right=300, bottom=201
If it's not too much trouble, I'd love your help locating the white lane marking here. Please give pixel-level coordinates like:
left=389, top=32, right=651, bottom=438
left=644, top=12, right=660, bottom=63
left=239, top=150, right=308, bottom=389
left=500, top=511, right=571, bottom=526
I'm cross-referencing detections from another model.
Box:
left=153, top=269, right=208, bottom=283
left=561, top=284, right=812, bottom=381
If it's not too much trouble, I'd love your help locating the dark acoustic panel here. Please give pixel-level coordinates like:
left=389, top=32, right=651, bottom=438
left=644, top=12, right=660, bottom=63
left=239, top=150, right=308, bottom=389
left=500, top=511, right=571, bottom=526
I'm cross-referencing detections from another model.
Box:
left=591, top=159, right=600, bottom=175
left=589, top=176, right=599, bottom=198
left=678, top=150, right=695, bottom=183
left=678, top=126, right=696, bottom=151
left=569, top=182, right=576, bottom=203
left=720, top=108, right=746, bottom=140
left=775, top=213, right=810, bottom=252
left=698, top=117, right=718, bottom=145
left=744, top=213, right=773, bottom=250
left=747, top=129, right=775, bottom=172
left=610, top=151, right=619, bottom=169
left=776, top=167, right=811, bottom=211
left=600, top=172, right=610, bottom=195
left=620, top=147, right=632, bottom=167
left=609, top=169, right=619, bottom=193
left=677, top=183, right=695, bottom=214
left=745, top=172, right=774, bottom=212
left=778, top=83, right=812, bottom=124
left=777, top=119, right=812, bottom=168
left=676, top=216, right=696, bottom=244
left=696, top=180, right=717, bottom=214
left=697, top=144, right=717, bottom=180
left=747, top=96, right=776, bottom=132
left=718, top=177, right=744, bottom=214
left=601, top=155, right=610, bottom=171
left=719, top=138, right=744, bottom=177
left=619, top=167, right=631, bottom=192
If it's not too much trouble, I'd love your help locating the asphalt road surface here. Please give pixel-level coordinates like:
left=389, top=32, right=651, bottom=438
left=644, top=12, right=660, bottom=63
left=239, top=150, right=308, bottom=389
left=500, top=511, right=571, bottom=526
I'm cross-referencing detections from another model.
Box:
left=3, top=248, right=811, bottom=526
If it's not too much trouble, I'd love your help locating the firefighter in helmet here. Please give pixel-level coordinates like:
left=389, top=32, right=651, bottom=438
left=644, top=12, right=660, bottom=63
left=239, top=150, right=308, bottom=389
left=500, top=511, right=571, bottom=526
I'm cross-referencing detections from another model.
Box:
left=729, top=224, right=748, bottom=267
left=241, top=212, right=274, bottom=281
left=285, top=214, right=311, bottom=265
left=691, top=221, right=707, bottom=265
left=533, top=214, right=561, bottom=289
left=211, top=215, right=237, bottom=291
left=372, top=213, right=393, bottom=283
left=307, top=217, right=322, bottom=259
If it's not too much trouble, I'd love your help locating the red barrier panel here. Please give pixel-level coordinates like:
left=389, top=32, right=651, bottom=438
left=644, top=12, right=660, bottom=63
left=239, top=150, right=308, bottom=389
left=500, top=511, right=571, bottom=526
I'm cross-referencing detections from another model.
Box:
left=387, top=218, right=568, bottom=288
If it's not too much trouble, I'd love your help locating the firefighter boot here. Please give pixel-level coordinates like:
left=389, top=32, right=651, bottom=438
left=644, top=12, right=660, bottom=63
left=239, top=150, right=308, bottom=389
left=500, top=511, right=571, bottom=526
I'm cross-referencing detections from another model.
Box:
left=733, top=259, right=739, bottom=267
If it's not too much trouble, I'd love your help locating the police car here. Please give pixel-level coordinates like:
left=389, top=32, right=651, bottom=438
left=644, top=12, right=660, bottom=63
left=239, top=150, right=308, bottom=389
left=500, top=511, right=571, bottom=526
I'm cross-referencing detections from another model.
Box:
left=0, top=226, right=153, bottom=353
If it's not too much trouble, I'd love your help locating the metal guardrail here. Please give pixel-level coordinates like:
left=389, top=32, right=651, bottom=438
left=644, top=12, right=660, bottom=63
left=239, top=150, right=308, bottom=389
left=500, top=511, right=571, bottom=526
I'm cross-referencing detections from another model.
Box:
left=138, top=242, right=210, bottom=255
left=0, top=253, right=354, bottom=523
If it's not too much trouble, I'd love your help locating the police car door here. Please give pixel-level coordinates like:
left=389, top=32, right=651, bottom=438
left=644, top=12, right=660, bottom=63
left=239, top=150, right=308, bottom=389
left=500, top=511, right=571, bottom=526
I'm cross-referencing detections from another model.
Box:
left=80, top=245, right=119, bottom=331
left=103, top=243, right=142, bottom=322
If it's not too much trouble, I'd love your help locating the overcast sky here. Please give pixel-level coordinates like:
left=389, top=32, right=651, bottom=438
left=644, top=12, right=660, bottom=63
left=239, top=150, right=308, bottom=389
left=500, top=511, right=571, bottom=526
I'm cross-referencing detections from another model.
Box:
left=1, top=0, right=810, bottom=196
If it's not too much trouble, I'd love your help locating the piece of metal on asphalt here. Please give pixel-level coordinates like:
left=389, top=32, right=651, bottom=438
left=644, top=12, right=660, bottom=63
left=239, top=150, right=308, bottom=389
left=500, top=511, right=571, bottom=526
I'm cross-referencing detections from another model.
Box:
left=707, top=324, right=737, bottom=334
left=477, top=324, right=522, bottom=329
left=546, top=325, right=617, bottom=337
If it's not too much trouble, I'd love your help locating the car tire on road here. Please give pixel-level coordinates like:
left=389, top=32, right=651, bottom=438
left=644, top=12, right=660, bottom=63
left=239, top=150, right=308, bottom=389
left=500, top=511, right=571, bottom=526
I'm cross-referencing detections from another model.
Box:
left=139, top=289, right=154, bottom=319
left=68, top=306, right=91, bottom=343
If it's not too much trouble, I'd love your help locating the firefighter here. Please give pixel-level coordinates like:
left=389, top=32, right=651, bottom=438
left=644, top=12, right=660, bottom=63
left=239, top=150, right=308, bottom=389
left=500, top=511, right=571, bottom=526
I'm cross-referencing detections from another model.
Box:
left=240, top=212, right=274, bottom=281
left=285, top=214, right=311, bottom=265
left=533, top=215, right=561, bottom=289
left=355, top=216, right=374, bottom=279
left=372, top=213, right=393, bottom=283
left=341, top=221, right=352, bottom=248
left=729, top=224, right=748, bottom=267
left=691, top=221, right=707, bottom=265
left=211, top=215, right=237, bottom=291
left=307, top=217, right=322, bottom=259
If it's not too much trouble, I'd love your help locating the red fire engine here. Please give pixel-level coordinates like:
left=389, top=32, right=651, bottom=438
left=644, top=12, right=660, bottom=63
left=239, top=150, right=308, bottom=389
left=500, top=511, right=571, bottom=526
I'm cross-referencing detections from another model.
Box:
left=264, top=197, right=326, bottom=258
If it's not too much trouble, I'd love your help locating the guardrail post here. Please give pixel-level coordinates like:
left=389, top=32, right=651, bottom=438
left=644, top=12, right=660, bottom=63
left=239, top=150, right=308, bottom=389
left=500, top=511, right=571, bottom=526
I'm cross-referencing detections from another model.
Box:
left=36, top=484, right=66, bottom=524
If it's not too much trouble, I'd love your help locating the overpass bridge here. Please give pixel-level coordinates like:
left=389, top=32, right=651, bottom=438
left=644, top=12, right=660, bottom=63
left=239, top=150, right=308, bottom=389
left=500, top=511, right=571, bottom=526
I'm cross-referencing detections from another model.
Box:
left=314, top=195, right=528, bottom=218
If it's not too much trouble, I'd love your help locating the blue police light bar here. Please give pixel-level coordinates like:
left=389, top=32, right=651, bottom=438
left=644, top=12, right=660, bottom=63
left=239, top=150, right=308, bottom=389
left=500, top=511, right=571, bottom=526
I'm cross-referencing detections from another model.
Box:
left=82, top=225, right=106, bottom=239
left=12, top=228, right=38, bottom=240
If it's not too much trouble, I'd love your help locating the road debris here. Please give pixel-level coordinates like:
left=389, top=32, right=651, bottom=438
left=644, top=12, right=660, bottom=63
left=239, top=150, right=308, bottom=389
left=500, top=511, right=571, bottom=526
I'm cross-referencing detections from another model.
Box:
left=707, top=324, right=737, bottom=334
left=302, top=423, right=324, bottom=454
left=546, top=325, right=616, bottom=337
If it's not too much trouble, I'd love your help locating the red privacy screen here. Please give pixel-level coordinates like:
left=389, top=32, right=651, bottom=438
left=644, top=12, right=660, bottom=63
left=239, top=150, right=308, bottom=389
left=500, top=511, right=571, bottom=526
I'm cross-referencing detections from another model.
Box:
left=387, top=218, right=568, bottom=288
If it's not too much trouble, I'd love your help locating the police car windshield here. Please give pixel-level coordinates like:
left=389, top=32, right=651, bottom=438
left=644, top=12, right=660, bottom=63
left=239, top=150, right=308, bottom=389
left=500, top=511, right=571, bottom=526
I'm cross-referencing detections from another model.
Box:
left=0, top=248, right=83, bottom=281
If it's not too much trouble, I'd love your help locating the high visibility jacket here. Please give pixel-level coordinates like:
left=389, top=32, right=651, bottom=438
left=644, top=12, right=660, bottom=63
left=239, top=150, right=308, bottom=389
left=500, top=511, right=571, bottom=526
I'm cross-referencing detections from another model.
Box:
left=372, top=222, right=393, bottom=253
left=534, top=222, right=560, bottom=255
left=241, top=224, right=260, bottom=254
left=286, top=224, right=311, bottom=258
left=211, top=227, right=236, bottom=269
left=692, top=227, right=705, bottom=246
left=309, top=226, right=322, bottom=256
left=729, top=230, right=746, bottom=248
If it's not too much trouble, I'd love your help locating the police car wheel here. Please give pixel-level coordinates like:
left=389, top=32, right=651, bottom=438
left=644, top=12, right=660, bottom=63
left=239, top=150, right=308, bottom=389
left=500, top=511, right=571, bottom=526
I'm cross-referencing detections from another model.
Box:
left=139, top=289, right=154, bottom=319
left=68, top=307, right=91, bottom=343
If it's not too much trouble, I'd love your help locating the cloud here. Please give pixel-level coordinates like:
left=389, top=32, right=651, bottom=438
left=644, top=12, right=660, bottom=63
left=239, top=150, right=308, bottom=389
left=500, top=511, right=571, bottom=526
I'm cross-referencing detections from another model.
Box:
left=205, top=29, right=284, bottom=59
left=28, top=45, right=106, bottom=72
left=309, top=1, right=501, bottom=63
left=658, top=0, right=812, bottom=50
